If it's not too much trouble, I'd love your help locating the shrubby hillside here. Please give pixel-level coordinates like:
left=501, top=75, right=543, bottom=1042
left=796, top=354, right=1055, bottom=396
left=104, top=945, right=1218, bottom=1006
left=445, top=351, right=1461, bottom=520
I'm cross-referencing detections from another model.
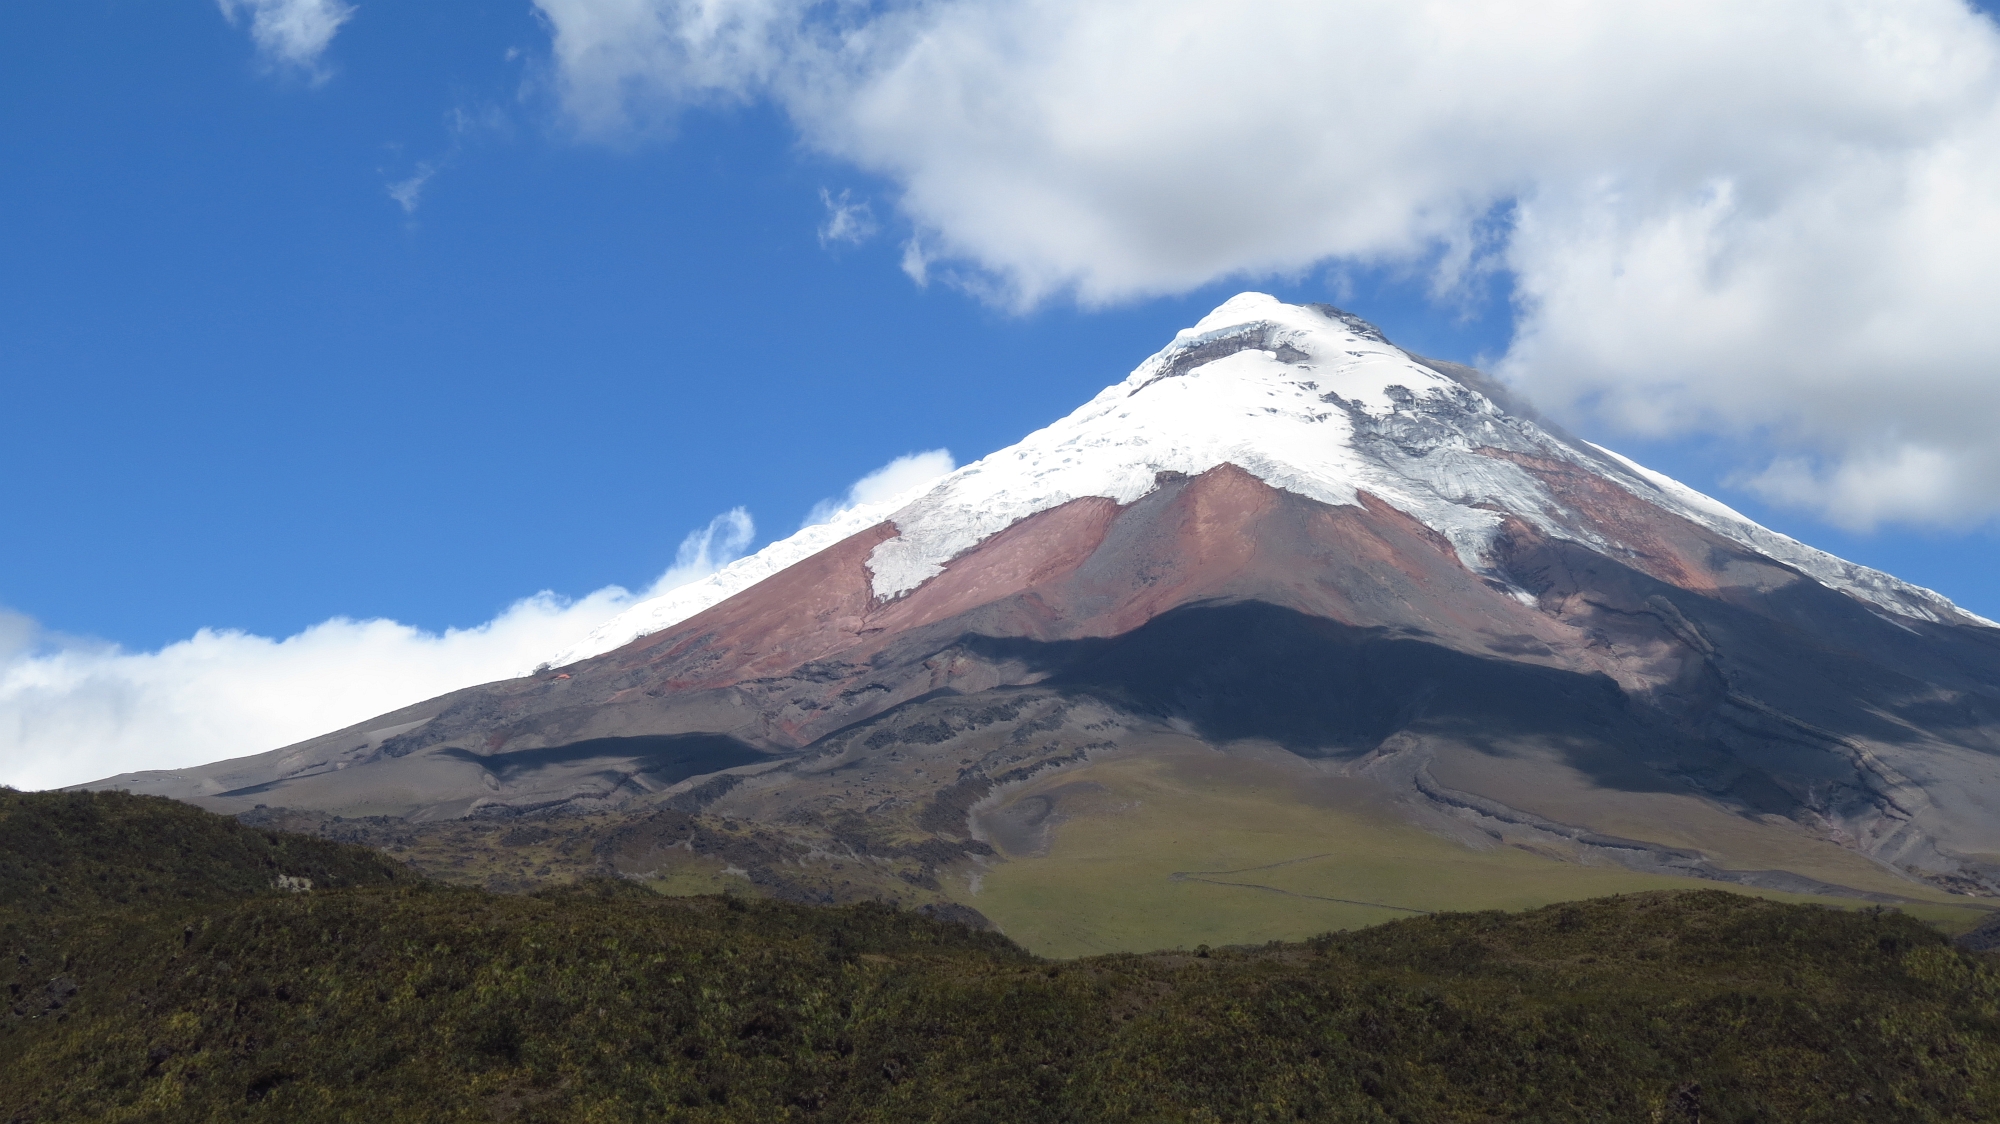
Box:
left=0, top=788, right=406, bottom=915
left=3, top=790, right=1998, bottom=1122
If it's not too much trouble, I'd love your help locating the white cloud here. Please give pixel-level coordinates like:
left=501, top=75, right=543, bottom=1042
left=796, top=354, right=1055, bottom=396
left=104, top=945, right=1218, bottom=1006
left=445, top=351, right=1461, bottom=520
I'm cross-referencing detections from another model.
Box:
left=1500, top=127, right=2000, bottom=530
left=531, top=0, right=809, bottom=132
left=217, top=0, right=356, bottom=73
left=387, top=160, right=441, bottom=213
left=382, top=106, right=506, bottom=215
left=803, top=448, right=955, bottom=526
left=529, top=0, right=2000, bottom=529
left=643, top=507, right=758, bottom=597
left=818, top=187, right=878, bottom=246
left=0, top=510, right=752, bottom=793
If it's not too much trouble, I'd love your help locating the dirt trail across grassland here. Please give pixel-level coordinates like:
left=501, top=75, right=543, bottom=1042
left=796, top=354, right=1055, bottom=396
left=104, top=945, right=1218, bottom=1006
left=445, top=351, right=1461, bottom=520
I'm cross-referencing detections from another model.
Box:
left=1170, top=853, right=1432, bottom=914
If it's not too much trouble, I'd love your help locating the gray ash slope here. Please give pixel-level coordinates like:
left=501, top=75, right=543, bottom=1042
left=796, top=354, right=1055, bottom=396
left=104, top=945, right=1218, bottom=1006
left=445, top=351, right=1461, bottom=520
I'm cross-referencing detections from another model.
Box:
left=84, top=296, right=2000, bottom=905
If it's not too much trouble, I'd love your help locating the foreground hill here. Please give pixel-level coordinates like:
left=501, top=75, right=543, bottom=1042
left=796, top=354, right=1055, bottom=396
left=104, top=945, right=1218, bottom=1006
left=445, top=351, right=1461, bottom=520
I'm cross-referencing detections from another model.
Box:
left=5, top=790, right=2000, bottom=1121
left=0, top=787, right=406, bottom=914
left=87, top=294, right=2000, bottom=948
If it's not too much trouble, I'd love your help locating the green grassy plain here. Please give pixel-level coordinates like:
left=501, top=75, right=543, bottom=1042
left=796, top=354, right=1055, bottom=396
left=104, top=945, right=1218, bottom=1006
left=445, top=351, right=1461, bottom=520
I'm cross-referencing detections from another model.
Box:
left=959, top=746, right=1995, bottom=957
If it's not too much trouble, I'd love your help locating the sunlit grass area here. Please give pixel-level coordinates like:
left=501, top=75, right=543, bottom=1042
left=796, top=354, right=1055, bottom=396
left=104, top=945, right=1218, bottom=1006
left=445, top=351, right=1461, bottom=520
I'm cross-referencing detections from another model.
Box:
left=962, top=747, right=1994, bottom=957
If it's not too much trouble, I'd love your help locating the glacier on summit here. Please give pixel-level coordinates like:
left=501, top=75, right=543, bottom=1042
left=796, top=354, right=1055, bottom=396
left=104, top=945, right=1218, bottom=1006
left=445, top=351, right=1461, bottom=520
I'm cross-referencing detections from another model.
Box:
left=553, top=293, right=1987, bottom=667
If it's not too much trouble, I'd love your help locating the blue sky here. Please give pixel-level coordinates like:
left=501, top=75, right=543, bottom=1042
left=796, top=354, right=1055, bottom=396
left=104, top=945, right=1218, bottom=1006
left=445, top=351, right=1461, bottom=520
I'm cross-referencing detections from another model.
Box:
left=2, top=1, right=1520, bottom=648
left=5, top=1, right=2000, bottom=788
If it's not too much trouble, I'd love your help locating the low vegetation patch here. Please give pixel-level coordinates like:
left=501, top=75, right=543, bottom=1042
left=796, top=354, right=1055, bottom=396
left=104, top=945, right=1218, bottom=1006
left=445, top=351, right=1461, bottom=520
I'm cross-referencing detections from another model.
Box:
left=3, top=790, right=1997, bottom=1121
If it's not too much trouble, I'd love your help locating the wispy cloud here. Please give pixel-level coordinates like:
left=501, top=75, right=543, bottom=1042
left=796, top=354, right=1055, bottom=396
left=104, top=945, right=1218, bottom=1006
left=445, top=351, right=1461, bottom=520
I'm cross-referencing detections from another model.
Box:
left=899, top=237, right=932, bottom=287
left=817, top=187, right=877, bottom=247
left=531, top=0, right=810, bottom=133
left=0, top=511, right=754, bottom=792
left=383, top=106, right=504, bottom=215
left=643, top=508, right=757, bottom=599
left=387, top=160, right=443, bottom=214
left=216, top=0, right=355, bottom=75
left=804, top=449, right=954, bottom=527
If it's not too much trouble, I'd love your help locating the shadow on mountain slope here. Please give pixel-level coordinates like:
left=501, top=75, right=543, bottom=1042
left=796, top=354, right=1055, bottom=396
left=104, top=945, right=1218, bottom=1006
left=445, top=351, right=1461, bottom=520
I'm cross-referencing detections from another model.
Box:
left=960, top=601, right=1682, bottom=793
left=434, top=734, right=768, bottom=785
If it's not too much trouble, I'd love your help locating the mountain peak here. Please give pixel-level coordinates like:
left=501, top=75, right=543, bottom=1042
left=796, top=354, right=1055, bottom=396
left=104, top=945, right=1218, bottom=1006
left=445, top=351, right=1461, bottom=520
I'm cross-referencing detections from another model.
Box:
left=863, top=293, right=1510, bottom=598
left=560, top=294, right=1981, bottom=669
left=84, top=294, right=2000, bottom=921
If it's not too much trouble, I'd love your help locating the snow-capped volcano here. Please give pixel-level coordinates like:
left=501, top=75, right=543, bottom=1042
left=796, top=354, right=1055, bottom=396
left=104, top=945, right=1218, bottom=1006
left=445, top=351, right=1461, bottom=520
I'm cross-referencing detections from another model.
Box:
left=557, top=293, right=1983, bottom=667
left=87, top=295, right=2000, bottom=908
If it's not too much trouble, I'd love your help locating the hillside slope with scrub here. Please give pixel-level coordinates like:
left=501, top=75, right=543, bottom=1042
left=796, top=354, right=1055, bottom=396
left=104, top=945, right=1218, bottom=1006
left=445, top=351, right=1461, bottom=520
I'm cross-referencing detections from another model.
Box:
left=3, top=790, right=1999, bottom=1121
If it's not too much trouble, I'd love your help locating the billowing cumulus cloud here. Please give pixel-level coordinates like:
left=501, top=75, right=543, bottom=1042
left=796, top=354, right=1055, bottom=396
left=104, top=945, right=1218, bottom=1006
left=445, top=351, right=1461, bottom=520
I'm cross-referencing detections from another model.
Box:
left=0, top=509, right=752, bottom=792
left=531, top=0, right=2000, bottom=529
left=217, top=0, right=356, bottom=73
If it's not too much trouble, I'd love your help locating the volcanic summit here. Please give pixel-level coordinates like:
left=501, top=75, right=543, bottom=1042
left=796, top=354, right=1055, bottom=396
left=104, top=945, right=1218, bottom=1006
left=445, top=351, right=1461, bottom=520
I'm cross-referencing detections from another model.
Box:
left=89, top=294, right=2000, bottom=948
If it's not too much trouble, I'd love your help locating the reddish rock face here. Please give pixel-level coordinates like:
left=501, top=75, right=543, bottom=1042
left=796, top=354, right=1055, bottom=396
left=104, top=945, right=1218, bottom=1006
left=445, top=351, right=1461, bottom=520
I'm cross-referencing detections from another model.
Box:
left=539, top=464, right=1588, bottom=744
left=1487, top=449, right=1788, bottom=604
left=335, top=454, right=1979, bottom=770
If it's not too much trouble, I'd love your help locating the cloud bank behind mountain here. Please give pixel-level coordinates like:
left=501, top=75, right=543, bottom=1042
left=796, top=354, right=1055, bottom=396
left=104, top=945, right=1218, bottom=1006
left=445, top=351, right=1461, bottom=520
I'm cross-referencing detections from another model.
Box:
left=0, top=451, right=945, bottom=791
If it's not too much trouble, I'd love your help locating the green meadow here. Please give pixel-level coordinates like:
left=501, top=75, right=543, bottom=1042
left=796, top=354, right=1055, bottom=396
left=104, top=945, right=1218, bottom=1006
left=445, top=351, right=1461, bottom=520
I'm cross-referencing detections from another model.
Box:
left=961, top=747, right=1994, bottom=957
